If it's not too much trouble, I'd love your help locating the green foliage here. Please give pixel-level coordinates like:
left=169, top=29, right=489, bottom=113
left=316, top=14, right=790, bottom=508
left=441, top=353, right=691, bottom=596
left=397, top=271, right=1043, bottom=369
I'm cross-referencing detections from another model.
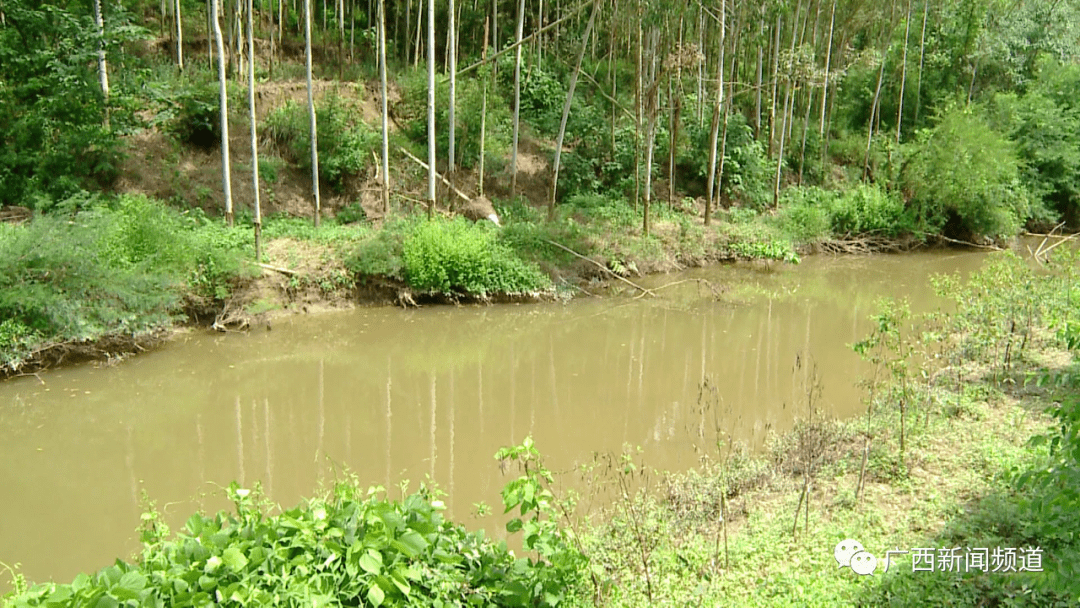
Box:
left=162, top=81, right=227, bottom=148
left=335, top=202, right=367, bottom=224
left=984, top=57, right=1080, bottom=227
left=2, top=475, right=586, bottom=608
left=264, top=95, right=379, bottom=192
left=0, top=0, right=145, bottom=207
left=396, top=69, right=513, bottom=169
left=495, top=56, right=567, bottom=134
left=828, top=183, right=913, bottom=237
left=775, top=186, right=837, bottom=243
left=712, top=114, right=774, bottom=210
left=496, top=437, right=590, bottom=602
left=402, top=217, right=551, bottom=296
left=0, top=194, right=249, bottom=371
left=903, top=106, right=1031, bottom=237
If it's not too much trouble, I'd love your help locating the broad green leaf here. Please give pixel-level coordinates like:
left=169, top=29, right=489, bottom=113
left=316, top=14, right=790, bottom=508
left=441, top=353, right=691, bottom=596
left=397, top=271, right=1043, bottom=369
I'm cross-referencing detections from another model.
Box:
left=366, top=584, right=385, bottom=607
left=359, top=551, right=383, bottom=575
left=222, top=547, right=249, bottom=571
left=393, top=530, right=428, bottom=558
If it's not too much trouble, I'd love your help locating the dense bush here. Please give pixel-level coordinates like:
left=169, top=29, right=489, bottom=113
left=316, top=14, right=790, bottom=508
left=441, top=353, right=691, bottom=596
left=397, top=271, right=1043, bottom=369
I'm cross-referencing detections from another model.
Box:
left=0, top=194, right=249, bottom=371
left=902, top=106, right=1031, bottom=238
left=396, top=68, right=513, bottom=170
left=1, top=469, right=588, bottom=608
left=402, top=217, right=551, bottom=296
left=985, top=58, right=1080, bottom=227
left=264, top=94, right=380, bottom=192
left=829, top=183, right=913, bottom=237
left=0, top=0, right=142, bottom=207
left=775, top=186, right=836, bottom=243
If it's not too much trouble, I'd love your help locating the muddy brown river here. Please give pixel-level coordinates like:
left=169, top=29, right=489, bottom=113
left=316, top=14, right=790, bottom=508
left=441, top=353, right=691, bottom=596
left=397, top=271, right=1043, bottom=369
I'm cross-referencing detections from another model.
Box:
left=0, top=248, right=1004, bottom=587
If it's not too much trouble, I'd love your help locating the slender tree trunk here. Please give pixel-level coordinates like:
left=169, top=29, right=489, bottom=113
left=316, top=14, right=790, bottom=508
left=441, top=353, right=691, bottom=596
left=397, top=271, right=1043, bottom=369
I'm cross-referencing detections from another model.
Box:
left=212, top=0, right=234, bottom=225
left=914, top=0, right=928, bottom=127
left=754, top=7, right=763, bottom=139
left=479, top=17, right=489, bottom=196
left=414, top=0, right=422, bottom=67
left=863, top=48, right=887, bottom=180
left=773, top=75, right=792, bottom=207
left=643, top=28, right=659, bottom=237
left=768, top=14, right=780, bottom=158
left=379, top=0, right=390, bottom=212
left=406, top=0, right=412, bottom=64
left=705, top=0, right=724, bottom=226
left=338, top=0, right=344, bottom=79
left=175, top=0, right=184, bottom=70
left=896, top=0, right=911, bottom=143
left=248, top=0, right=262, bottom=260
left=304, top=0, right=321, bottom=226
left=550, top=0, right=600, bottom=219
left=634, top=9, right=642, bottom=211
left=818, top=0, right=835, bottom=138
left=509, top=0, right=525, bottom=194
left=426, top=0, right=435, bottom=217
left=449, top=0, right=457, bottom=172
left=93, top=0, right=110, bottom=130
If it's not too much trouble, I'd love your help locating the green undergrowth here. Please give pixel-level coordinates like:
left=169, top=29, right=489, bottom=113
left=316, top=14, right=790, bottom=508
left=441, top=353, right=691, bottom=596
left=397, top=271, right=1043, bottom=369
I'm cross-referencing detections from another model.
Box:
left=1, top=469, right=589, bottom=608
left=0, top=194, right=251, bottom=373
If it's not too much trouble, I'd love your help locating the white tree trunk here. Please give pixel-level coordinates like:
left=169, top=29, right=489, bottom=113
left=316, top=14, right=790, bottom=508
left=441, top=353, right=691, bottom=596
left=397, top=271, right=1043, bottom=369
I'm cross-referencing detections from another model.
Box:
left=175, top=0, right=184, bottom=70
left=704, top=0, right=724, bottom=225
left=426, top=0, right=435, bottom=217
left=819, top=0, right=835, bottom=138
left=479, top=17, right=489, bottom=197
left=93, top=0, right=110, bottom=129
left=550, top=0, right=600, bottom=218
left=248, top=0, right=262, bottom=259
left=448, top=0, right=457, bottom=172
left=509, top=0, right=525, bottom=194
left=379, top=0, right=390, bottom=213
left=212, top=0, right=234, bottom=225
left=896, top=0, right=911, bottom=143
left=304, top=0, right=321, bottom=226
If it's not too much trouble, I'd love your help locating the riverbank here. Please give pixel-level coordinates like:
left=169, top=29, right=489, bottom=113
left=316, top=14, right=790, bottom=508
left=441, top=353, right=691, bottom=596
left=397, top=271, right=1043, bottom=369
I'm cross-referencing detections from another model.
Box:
left=0, top=189, right=835, bottom=379
left=3, top=245, right=1077, bottom=606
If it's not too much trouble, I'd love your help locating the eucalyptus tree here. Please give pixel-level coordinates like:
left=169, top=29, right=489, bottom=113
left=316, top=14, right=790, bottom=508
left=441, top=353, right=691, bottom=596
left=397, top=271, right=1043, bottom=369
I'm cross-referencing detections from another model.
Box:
left=426, top=0, right=435, bottom=217
left=550, top=0, right=601, bottom=219
left=448, top=0, right=457, bottom=172
left=212, top=0, right=235, bottom=225
left=378, top=0, right=390, bottom=212
left=896, top=0, right=911, bottom=143
left=704, top=0, right=725, bottom=225
left=174, top=0, right=184, bottom=70
left=92, top=0, right=109, bottom=129
left=478, top=17, right=490, bottom=196
left=247, top=0, right=262, bottom=260
left=304, top=0, right=321, bottom=226
left=509, top=0, right=524, bottom=194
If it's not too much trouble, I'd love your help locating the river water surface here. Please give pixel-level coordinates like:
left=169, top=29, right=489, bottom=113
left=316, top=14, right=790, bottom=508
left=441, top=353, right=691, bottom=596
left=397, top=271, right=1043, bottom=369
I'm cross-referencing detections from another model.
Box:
left=0, top=248, right=1004, bottom=587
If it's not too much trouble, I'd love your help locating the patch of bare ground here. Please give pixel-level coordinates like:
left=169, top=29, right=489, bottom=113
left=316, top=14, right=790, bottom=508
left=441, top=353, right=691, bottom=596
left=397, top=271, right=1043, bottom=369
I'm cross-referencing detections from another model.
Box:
left=116, top=79, right=390, bottom=221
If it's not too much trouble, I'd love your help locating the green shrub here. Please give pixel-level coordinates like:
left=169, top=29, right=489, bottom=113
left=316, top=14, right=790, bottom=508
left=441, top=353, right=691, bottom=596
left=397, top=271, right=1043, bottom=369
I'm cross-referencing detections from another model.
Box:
left=903, top=106, right=1031, bottom=237
left=1, top=473, right=588, bottom=608
left=829, top=183, right=913, bottom=237
left=396, top=68, right=513, bottom=169
left=0, top=194, right=250, bottom=369
left=402, top=217, right=551, bottom=295
left=164, top=81, right=226, bottom=148
left=264, top=94, right=379, bottom=192
left=775, top=186, right=836, bottom=243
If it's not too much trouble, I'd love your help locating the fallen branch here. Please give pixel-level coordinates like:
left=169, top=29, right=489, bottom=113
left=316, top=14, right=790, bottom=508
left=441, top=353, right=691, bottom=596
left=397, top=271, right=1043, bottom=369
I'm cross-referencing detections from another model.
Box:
left=397, top=146, right=473, bottom=204
left=633, top=278, right=723, bottom=300
left=542, top=239, right=656, bottom=297
left=258, top=262, right=300, bottom=276
left=935, top=235, right=1004, bottom=251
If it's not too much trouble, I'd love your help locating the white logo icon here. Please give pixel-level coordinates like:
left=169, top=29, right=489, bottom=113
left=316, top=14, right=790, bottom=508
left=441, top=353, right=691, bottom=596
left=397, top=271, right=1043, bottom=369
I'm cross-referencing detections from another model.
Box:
left=834, top=539, right=877, bottom=576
